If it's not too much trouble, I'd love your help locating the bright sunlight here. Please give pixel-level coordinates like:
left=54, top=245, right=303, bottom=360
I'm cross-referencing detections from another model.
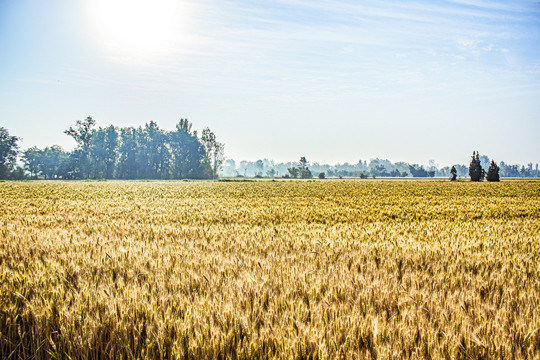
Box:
left=86, top=0, right=190, bottom=64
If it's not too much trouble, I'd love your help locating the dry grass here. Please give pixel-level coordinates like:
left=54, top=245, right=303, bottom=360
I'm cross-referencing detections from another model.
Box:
left=1, top=180, right=539, bottom=359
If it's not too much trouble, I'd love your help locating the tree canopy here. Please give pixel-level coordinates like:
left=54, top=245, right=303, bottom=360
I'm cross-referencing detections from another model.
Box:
left=0, top=127, right=20, bottom=179
left=20, top=118, right=220, bottom=180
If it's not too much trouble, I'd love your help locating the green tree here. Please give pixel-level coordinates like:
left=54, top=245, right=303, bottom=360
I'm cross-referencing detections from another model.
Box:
left=287, top=167, right=299, bottom=179
left=255, top=160, right=264, bottom=177
left=136, top=121, right=170, bottom=179
left=41, top=146, right=68, bottom=179
left=22, top=146, right=41, bottom=178
left=298, top=156, right=312, bottom=179
left=89, top=126, right=118, bottom=179
left=486, top=160, right=500, bottom=182
left=408, top=164, right=428, bottom=177
left=64, top=117, right=96, bottom=178
left=450, top=166, right=457, bottom=181
left=372, top=164, right=390, bottom=177
left=23, top=146, right=69, bottom=179
left=117, top=127, right=138, bottom=179
left=169, top=119, right=211, bottom=179
left=469, top=151, right=484, bottom=182
left=0, top=127, right=20, bottom=179
left=201, top=128, right=225, bottom=180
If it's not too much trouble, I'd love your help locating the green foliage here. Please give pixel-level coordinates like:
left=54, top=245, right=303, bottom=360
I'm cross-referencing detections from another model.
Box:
left=450, top=166, right=457, bottom=181
left=0, top=127, right=20, bottom=179
left=469, top=151, right=485, bottom=182
left=408, top=164, right=429, bottom=177
left=286, top=157, right=313, bottom=179
left=64, top=116, right=96, bottom=178
left=487, top=160, right=500, bottom=182
left=286, top=167, right=299, bottom=179
left=371, top=164, right=389, bottom=177
left=201, top=128, right=225, bottom=180
left=23, top=145, right=69, bottom=179
left=298, top=157, right=312, bottom=179
left=20, top=117, right=214, bottom=180
left=318, top=172, right=325, bottom=179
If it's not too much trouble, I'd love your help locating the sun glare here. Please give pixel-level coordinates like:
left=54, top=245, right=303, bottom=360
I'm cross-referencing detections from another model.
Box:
left=86, top=0, right=190, bottom=64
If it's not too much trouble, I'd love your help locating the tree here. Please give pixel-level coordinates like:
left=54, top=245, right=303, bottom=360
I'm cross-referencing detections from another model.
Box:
left=255, top=160, right=264, bottom=177
left=371, top=164, right=390, bottom=177
left=23, top=145, right=68, bottom=179
left=64, top=117, right=96, bottom=178
left=408, top=164, right=428, bottom=177
left=486, top=160, right=500, bottom=182
left=298, top=156, right=312, bottom=179
left=318, top=172, right=325, bottom=179
left=469, top=151, right=484, bottom=182
left=0, top=127, right=20, bottom=179
left=450, top=166, right=457, bottom=181
left=169, top=119, right=211, bottom=179
left=137, top=121, right=170, bottom=179
left=287, top=167, right=299, bottom=179
left=201, top=128, right=225, bottom=180
left=117, top=127, right=138, bottom=179
left=23, top=147, right=41, bottom=178
left=88, top=126, right=118, bottom=179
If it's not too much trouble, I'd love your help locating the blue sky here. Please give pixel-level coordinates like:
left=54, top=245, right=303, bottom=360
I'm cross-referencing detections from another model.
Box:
left=1, top=0, right=539, bottom=166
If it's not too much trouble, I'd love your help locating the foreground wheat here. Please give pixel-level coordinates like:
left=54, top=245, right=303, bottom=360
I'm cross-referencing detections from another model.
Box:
left=1, top=180, right=539, bottom=359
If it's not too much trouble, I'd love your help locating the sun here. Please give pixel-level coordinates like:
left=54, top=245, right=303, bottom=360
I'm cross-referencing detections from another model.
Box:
left=86, top=0, right=190, bottom=64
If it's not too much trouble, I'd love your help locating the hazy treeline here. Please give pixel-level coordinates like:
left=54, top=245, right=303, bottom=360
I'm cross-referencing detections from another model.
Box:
left=221, top=157, right=540, bottom=178
left=1, top=122, right=538, bottom=180
left=0, top=118, right=224, bottom=180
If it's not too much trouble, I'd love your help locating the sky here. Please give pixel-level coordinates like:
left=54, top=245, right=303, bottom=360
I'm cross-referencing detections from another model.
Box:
left=1, top=0, right=539, bottom=166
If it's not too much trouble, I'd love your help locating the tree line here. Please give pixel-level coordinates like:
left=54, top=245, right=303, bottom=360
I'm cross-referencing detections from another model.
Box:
left=220, top=157, right=539, bottom=179
left=1, top=121, right=539, bottom=180
left=0, top=117, right=224, bottom=180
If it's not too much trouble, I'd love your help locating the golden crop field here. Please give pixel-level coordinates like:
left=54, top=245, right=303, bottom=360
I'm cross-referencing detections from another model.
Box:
left=1, top=180, right=539, bottom=359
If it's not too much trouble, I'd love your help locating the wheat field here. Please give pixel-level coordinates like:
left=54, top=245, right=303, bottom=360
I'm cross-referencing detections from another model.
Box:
left=1, top=180, right=539, bottom=359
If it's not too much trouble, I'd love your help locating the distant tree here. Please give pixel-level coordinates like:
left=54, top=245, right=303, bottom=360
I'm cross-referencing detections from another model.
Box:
left=201, top=128, right=225, bottom=180
left=64, top=117, right=96, bottom=178
left=89, top=126, right=118, bottom=179
left=450, top=166, right=457, bottom=181
left=287, top=167, right=299, bottom=179
left=255, top=160, right=264, bottom=177
left=479, top=155, right=490, bottom=172
left=10, top=166, right=25, bottom=180
left=408, top=164, right=429, bottom=177
left=23, top=145, right=68, bottom=179
left=266, top=168, right=276, bottom=177
left=116, top=127, right=138, bottom=179
left=23, top=147, right=41, bottom=178
left=0, top=127, right=20, bottom=179
left=371, top=164, right=390, bottom=177
left=389, top=169, right=401, bottom=177
left=469, top=151, right=484, bottom=182
left=169, top=119, right=211, bottom=179
left=298, top=157, right=312, bottom=179
left=486, top=160, right=500, bottom=182
left=359, top=172, right=368, bottom=179
left=137, top=121, right=170, bottom=179
left=318, top=172, right=325, bottom=179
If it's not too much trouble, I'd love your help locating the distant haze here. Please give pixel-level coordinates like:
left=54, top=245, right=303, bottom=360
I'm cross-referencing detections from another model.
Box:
left=1, top=0, right=539, bottom=166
